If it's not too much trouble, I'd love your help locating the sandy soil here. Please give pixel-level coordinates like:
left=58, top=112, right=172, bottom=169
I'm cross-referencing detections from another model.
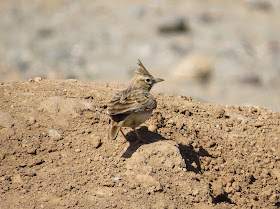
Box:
left=0, top=79, right=279, bottom=208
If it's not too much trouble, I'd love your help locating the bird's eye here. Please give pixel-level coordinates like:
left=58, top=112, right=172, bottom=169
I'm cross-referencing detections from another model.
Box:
left=145, top=78, right=151, bottom=83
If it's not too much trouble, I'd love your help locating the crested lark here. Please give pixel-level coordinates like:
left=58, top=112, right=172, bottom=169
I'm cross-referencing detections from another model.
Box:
left=107, top=60, right=164, bottom=142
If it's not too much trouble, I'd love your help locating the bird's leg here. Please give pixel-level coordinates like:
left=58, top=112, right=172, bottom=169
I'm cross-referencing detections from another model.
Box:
left=120, top=129, right=128, bottom=143
left=134, top=128, right=142, bottom=143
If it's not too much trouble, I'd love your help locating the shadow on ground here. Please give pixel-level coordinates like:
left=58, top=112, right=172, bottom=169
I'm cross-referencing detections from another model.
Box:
left=121, top=126, right=213, bottom=173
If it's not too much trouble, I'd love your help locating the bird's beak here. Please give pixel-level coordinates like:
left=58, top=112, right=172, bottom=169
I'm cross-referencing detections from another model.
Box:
left=154, top=78, right=164, bottom=83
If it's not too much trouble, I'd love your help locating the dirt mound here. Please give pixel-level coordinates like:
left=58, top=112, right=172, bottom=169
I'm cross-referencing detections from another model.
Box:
left=0, top=79, right=279, bottom=208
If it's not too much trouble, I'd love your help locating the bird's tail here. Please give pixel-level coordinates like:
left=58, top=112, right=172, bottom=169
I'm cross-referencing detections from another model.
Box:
left=109, top=120, right=124, bottom=140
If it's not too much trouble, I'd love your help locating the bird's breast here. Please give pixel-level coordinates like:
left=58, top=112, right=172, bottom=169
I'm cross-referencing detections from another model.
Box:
left=123, top=111, right=153, bottom=128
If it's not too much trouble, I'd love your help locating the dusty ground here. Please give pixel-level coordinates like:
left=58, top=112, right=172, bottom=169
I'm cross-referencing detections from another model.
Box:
left=0, top=79, right=279, bottom=208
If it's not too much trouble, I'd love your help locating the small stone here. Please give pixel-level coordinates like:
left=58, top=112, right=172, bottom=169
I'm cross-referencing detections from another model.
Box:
left=91, top=135, right=102, bottom=148
left=271, top=168, right=280, bottom=183
left=224, top=176, right=234, bottom=184
left=86, top=158, right=91, bottom=163
left=211, top=180, right=224, bottom=197
left=269, top=194, right=278, bottom=203
left=252, top=122, right=264, bottom=128
left=167, top=119, right=176, bottom=126
left=206, top=140, right=216, bottom=148
left=158, top=15, right=189, bottom=33
left=75, top=149, right=81, bottom=153
left=247, top=0, right=272, bottom=10
left=240, top=74, right=261, bottom=86
left=148, top=125, right=157, bottom=133
left=261, top=188, right=272, bottom=198
left=215, top=109, right=225, bottom=118
left=232, top=182, right=240, bottom=192
left=34, top=77, right=42, bottom=82
left=11, top=174, right=23, bottom=184
left=192, top=188, right=199, bottom=196
left=26, top=147, right=37, bottom=155
left=27, top=117, right=36, bottom=125
left=113, top=177, right=121, bottom=181
left=216, top=125, right=222, bottom=130
left=48, top=129, right=62, bottom=141
left=0, top=112, right=14, bottom=128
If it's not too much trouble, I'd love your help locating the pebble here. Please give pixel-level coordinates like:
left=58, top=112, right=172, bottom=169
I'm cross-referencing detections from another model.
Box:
left=86, top=158, right=91, bottom=163
left=48, top=129, right=62, bottom=141
left=27, top=117, right=36, bottom=125
left=148, top=125, right=157, bottom=132
left=26, top=147, right=37, bottom=155
left=252, top=122, right=264, bottom=128
left=232, top=182, right=240, bottom=192
left=206, top=140, right=216, bottom=148
left=240, top=74, right=261, bottom=86
left=271, top=168, right=280, bottom=183
left=113, top=177, right=121, bottom=181
left=211, top=180, right=224, bottom=197
left=157, top=15, right=188, bottom=33
left=34, top=77, right=42, bottom=82
left=0, top=112, right=14, bottom=128
left=246, top=0, right=272, bottom=10
left=91, top=135, right=102, bottom=148
left=216, top=124, right=222, bottom=130
left=215, top=109, right=225, bottom=118
left=75, top=149, right=81, bottom=153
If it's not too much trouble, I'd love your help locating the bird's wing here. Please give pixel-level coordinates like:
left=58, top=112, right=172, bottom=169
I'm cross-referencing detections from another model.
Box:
left=107, top=88, right=157, bottom=116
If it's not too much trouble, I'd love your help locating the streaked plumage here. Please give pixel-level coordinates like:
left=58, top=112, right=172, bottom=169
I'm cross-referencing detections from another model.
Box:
left=107, top=60, right=164, bottom=142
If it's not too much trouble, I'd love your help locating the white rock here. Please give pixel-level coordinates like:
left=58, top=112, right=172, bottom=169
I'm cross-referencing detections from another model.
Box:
left=0, top=112, right=14, bottom=128
left=48, top=129, right=62, bottom=140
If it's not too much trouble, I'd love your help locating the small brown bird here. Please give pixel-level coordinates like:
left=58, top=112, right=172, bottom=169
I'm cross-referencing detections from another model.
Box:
left=107, top=60, right=164, bottom=142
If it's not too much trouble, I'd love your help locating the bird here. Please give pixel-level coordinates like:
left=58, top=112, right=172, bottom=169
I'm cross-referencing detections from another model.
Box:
left=107, top=60, right=164, bottom=143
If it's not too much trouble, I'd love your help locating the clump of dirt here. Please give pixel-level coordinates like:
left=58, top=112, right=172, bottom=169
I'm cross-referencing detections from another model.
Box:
left=0, top=79, right=279, bottom=208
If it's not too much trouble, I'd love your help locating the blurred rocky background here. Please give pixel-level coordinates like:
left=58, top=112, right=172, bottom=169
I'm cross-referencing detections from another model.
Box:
left=0, top=0, right=279, bottom=111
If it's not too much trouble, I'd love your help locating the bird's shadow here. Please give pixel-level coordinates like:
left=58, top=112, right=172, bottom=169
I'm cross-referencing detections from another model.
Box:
left=121, top=126, right=213, bottom=173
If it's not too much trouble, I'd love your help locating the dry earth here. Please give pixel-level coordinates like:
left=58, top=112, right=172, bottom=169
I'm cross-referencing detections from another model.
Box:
left=0, top=79, right=280, bottom=209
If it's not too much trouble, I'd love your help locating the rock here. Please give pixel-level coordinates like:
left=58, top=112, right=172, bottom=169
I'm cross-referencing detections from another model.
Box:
left=0, top=112, right=15, bottom=128
left=246, top=0, right=272, bottom=10
left=48, top=129, right=62, bottom=140
left=11, top=174, right=23, bottom=184
left=157, top=15, right=189, bottom=33
left=240, top=74, right=261, bottom=86
left=26, top=147, right=37, bottom=155
left=113, top=177, right=121, bottom=181
left=251, top=121, right=264, bottom=128
left=91, top=134, right=102, bottom=148
left=271, top=168, right=280, bottom=183
left=135, top=174, right=162, bottom=192
left=172, top=54, right=214, bottom=82
left=27, top=117, right=36, bottom=125
left=34, top=77, right=42, bottom=82
left=148, top=124, right=157, bottom=132
left=126, top=140, right=186, bottom=172
left=197, top=10, right=220, bottom=23
left=231, top=182, right=240, bottom=192
left=216, top=124, right=222, bottom=130
left=211, top=180, right=224, bottom=197
left=214, top=108, right=225, bottom=118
